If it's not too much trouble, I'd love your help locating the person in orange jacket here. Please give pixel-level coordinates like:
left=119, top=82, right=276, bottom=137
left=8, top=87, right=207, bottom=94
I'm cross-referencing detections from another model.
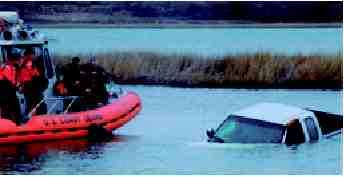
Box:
left=0, top=52, right=22, bottom=124
left=19, top=48, right=48, bottom=115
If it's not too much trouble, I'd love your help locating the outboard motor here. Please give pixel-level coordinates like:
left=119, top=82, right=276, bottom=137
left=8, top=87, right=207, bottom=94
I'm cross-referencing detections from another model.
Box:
left=87, top=124, right=113, bottom=142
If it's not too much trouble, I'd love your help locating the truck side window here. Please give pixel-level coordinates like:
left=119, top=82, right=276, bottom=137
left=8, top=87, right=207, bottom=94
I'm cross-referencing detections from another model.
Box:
left=311, top=110, right=342, bottom=135
left=304, top=117, right=319, bottom=141
left=285, top=119, right=305, bottom=145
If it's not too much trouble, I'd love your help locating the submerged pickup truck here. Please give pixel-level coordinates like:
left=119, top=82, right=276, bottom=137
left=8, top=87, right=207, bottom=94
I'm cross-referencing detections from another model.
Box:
left=207, top=103, right=342, bottom=145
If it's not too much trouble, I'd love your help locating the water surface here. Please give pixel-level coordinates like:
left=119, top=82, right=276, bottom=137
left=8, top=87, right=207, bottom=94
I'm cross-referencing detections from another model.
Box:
left=39, top=28, right=342, bottom=56
left=0, top=86, right=341, bottom=174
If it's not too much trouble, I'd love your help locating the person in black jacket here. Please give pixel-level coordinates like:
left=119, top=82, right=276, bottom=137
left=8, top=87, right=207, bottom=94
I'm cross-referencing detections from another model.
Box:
left=78, top=56, right=110, bottom=110
left=60, top=57, right=82, bottom=96
left=56, top=56, right=111, bottom=112
left=57, top=57, right=82, bottom=112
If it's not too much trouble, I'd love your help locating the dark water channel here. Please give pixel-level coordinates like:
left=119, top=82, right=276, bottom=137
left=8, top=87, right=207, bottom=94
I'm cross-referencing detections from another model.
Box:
left=0, top=86, right=342, bottom=174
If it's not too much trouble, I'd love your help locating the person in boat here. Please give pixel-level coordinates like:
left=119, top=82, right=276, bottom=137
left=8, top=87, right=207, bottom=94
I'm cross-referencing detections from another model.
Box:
left=55, top=56, right=83, bottom=112
left=19, top=48, right=48, bottom=115
left=55, top=56, right=110, bottom=111
left=61, top=56, right=82, bottom=96
left=54, top=63, right=68, bottom=96
left=78, top=56, right=110, bottom=109
left=0, top=52, right=22, bottom=124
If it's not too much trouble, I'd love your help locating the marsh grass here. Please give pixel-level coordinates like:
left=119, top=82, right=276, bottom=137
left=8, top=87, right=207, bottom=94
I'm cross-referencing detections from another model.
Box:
left=53, top=51, right=342, bottom=89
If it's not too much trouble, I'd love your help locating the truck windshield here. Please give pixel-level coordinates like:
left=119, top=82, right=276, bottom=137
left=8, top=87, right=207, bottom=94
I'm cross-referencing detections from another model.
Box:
left=215, top=115, right=285, bottom=143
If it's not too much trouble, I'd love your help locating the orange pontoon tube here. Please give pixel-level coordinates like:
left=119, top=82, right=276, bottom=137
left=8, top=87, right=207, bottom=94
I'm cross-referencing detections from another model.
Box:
left=0, top=92, right=141, bottom=144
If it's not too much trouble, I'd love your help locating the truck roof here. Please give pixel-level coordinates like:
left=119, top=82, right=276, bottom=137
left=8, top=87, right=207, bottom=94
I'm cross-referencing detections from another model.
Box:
left=232, top=102, right=312, bottom=125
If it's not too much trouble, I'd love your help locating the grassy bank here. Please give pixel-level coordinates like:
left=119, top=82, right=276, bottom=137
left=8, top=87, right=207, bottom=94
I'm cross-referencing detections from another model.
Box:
left=53, top=51, right=342, bottom=89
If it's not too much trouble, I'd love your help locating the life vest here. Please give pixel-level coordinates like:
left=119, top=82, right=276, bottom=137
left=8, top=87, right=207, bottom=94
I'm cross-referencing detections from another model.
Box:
left=54, top=81, right=68, bottom=96
left=18, top=59, right=39, bottom=84
left=1, top=64, right=17, bottom=86
left=0, top=68, right=4, bottom=80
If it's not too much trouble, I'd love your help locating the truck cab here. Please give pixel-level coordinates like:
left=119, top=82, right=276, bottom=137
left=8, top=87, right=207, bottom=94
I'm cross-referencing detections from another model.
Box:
left=207, top=103, right=342, bottom=145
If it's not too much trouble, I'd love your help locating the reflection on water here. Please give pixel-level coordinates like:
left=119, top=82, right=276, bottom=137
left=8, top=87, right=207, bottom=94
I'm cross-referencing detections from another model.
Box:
left=0, top=135, right=135, bottom=174
left=0, top=86, right=341, bottom=174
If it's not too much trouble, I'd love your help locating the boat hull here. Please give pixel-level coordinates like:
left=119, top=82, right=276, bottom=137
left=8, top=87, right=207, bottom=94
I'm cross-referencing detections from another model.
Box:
left=0, top=91, right=141, bottom=144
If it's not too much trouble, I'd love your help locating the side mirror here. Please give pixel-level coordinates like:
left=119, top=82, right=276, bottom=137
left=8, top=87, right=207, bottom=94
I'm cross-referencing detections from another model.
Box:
left=206, top=128, right=215, bottom=138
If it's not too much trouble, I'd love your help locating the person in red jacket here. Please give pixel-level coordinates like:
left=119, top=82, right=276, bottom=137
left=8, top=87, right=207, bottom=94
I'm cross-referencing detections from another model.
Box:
left=19, top=48, right=48, bottom=115
left=19, top=49, right=40, bottom=83
left=0, top=52, right=22, bottom=124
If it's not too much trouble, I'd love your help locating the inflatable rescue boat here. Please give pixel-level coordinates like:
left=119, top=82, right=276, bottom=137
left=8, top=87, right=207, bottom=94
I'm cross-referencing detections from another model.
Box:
left=0, top=92, right=141, bottom=144
left=0, top=12, right=142, bottom=144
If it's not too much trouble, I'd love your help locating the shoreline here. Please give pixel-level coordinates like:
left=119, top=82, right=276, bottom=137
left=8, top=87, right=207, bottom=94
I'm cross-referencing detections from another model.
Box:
left=33, top=22, right=342, bottom=29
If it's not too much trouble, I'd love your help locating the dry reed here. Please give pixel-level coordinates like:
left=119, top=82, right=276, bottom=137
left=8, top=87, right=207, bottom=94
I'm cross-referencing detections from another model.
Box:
left=52, top=51, right=342, bottom=89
